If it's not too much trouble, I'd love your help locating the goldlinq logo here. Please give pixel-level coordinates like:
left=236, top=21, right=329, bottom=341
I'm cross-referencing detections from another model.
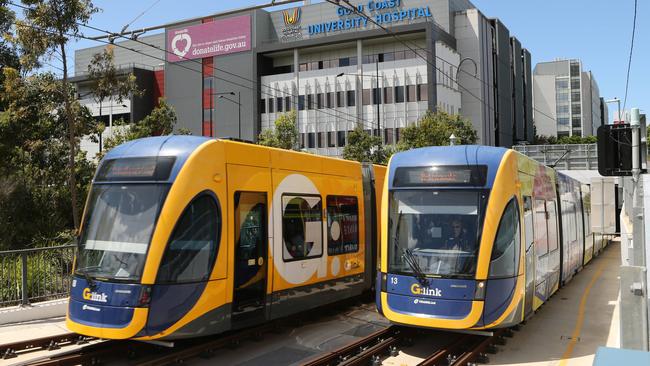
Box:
left=283, top=8, right=301, bottom=26
left=411, top=283, right=442, bottom=297
left=82, top=288, right=108, bottom=303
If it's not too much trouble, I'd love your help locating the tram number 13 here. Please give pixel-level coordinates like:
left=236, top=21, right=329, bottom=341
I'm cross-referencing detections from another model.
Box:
left=391, top=277, right=398, bottom=285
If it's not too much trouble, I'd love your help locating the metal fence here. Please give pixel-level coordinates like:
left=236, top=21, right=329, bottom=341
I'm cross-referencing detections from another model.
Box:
left=0, top=245, right=75, bottom=307
left=513, top=144, right=598, bottom=170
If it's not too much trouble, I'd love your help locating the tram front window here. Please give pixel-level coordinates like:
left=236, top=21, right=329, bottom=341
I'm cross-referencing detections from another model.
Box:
left=75, top=184, right=169, bottom=282
left=388, top=190, right=485, bottom=277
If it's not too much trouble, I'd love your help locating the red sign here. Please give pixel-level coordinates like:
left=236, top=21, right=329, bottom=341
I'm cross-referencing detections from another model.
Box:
left=167, top=15, right=251, bottom=63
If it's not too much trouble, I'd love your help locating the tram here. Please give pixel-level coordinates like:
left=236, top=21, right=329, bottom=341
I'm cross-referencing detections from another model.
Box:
left=376, top=145, right=600, bottom=330
left=66, top=136, right=385, bottom=340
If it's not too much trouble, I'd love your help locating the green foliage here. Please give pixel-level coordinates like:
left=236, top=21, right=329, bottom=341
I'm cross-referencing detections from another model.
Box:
left=101, top=98, right=181, bottom=156
left=342, top=126, right=388, bottom=164
left=0, top=68, right=96, bottom=250
left=15, top=0, right=100, bottom=230
left=258, top=110, right=300, bottom=150
left=87, top=47, right=142, bottom=115
left=397, top=110, right=477, bottom=151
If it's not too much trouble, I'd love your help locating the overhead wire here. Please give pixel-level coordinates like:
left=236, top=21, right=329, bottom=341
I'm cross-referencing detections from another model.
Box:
left=622, top=0, right=637, bottom=113
left=330, top=0, right=572, bottom=142
left=7, top=2, right=378, bottom=132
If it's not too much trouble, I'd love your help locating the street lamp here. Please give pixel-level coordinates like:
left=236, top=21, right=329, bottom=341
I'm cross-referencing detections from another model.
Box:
left=605, top=98, right=622, bottom=124
left=215, top=91, right=241, bottom=139
left=336, top=60, right=381, bottom=137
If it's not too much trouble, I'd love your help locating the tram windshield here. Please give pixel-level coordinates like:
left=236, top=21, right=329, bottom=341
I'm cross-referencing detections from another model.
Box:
left=75, top=184, right=169, bottom=282
left=388, top=190, right=486, bottom=278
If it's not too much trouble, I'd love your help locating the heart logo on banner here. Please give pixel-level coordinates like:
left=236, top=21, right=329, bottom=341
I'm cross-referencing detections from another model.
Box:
left=171, top=32, right=192, bottom=58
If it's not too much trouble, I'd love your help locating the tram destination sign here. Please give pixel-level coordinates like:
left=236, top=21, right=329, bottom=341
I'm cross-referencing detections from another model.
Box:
left=393, top=165, right=487, bottom=187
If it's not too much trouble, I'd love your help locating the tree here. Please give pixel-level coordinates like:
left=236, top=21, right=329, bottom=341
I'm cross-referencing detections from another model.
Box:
left=15, top=0, right=98, bottom=231
left=87, top=46, right=141, bottom=150
left=0, top=68, right=96, bottom=249
left=102, top=98, right=185, bottom=155
left=0, top=1, right=20, bottom=111
left=397, top=110, right=477, bottom=151
left=342, top=126, right=388, bottom=164
left=258, top=110, right=300, bottom=150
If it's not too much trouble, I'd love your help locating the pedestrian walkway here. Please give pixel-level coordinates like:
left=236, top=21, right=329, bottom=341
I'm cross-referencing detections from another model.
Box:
left=489, top=240, right=621, bottom=366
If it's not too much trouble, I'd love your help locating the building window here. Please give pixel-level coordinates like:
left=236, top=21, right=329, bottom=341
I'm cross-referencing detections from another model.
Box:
left=282, top=194, right=323, bottom=261
left=307, top=94, right=314, bottom=110
left=260, top=99, right=266, bottom=113
left=318, top=132, right=325, bottom=148
left=298, top=95, right=305, bottom=110
left=406, top=85, right=416, bottom=102
left=276, top=97, right=283, bottom=112
left=326, top=196, right=359, bottom=255
left=417, top=84, right=428, bottom=101
left=327, top=131, right=336, bottom=147
left=571, top=91, right=581, bottom=102
left=346, top=90, right=356, bottom=106
left=337, top=131, right=346, bottom=146
left=337, top=91, right=345, bottom=107
left=316, top=93, right=323, bottom=109
left=394, top=86, right=405, bottom=103
left=307, top=132, right=315, bottom=148
left=268, top=98, right=274, bottom=113
left=557, top=117, right=570, bottom=126
left=383, top=87, right=393, bottom=104
left=555, top=78, right=569, bottom=89
left=339, top=57, right=350, bottom=67
left=395, top=127, right=401, bottom=142
left=372, top=87, right=381, bottom=105
left=570, top=63, right=580, bottom=77
left=394, top=50, right=405, bottom=60
left=571, top=104, right=581, bottom=115
left=299, top=63, right=308, bottom=72
left=362, top=89, right=371, bottom=105
left=571, top=79, right=580, bottom=90
left=285, top=96, right=292, bottom=111
left=572, top=116, right=582, bottom=128
left=326, top=92, right=334, bottom=109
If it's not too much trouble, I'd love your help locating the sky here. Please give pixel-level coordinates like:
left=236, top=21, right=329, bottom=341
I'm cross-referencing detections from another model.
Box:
left=44, top=0, right=648, bottom=122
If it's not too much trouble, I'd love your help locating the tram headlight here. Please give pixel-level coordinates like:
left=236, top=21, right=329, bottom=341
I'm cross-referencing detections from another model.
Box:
left=474, top=281, right=486, bottom=300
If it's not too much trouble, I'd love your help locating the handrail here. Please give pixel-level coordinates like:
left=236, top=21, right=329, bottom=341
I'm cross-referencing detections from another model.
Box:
left=0, top=244, right=76, bottom=256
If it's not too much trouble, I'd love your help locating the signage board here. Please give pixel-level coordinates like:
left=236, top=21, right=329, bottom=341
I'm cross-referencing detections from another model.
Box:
left=167, top=15, right=251, bottom=62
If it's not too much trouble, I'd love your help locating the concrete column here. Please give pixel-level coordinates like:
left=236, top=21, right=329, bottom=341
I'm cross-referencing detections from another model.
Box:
left=356, top=39, right=363, bottom=129
left=294, top=48, right=300, bottom=136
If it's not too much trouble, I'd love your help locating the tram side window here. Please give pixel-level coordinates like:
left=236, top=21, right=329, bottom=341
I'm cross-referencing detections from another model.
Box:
left=547, top=200, right=559, bottom=252
left=489, top=198, right=520, bottom=278
left=326, top=196, right=359, bottom=255
left=157, top=194, right=221, bottom=283
left=523, top=196, right=534, bottom=250
left=282, top=195, right=323, bottom=261
left=533, top=199, right=548, bottom=255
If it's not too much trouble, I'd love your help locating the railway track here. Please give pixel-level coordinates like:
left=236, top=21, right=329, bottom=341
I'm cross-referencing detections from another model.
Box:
left=0, top=333, right=95, bottom=360
left=304, top=326, right=513, bottom=366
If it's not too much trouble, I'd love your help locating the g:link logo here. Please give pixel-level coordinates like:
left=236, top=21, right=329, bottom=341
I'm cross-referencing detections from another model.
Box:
left=82, top=288, right=108, bottom=303
left=411, top=283, right=442, bottom=297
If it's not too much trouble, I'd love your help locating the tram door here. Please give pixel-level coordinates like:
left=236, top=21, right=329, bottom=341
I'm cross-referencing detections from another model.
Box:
left=228, top=165, right=271, bottom=328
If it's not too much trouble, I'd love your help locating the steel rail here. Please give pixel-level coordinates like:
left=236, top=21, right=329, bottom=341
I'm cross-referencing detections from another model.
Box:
left=301, top=326, right=398, bottom=366
left=0, top=333, right=93, bottom=360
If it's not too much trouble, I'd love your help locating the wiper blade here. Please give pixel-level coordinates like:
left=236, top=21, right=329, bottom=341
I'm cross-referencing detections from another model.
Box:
left=402, top=248, right=429, bottom=286
left=77, top=268, right=97, bottom=290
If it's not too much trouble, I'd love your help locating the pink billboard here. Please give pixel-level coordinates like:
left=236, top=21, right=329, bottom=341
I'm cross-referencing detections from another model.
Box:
left=167, top=15, right=251, bottom=63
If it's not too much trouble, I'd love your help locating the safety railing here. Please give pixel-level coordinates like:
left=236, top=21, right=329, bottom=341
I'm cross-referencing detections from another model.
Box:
left=0, top=245, right=75, bottom=308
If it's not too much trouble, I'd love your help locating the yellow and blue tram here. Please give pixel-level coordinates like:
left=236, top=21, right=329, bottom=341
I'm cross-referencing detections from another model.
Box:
left=67, top=136, right=386, bottom=340
left=376, top=146, right=600, bottom=330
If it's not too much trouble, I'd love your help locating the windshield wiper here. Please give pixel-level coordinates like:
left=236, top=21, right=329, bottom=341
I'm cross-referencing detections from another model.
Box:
left=402, top=248, right=429, bottom=286
left=76, top=268, right=97, bottom=290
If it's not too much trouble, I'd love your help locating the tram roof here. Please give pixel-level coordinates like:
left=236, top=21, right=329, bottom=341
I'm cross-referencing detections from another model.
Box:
left=388, top=145, right=508, bottom=189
